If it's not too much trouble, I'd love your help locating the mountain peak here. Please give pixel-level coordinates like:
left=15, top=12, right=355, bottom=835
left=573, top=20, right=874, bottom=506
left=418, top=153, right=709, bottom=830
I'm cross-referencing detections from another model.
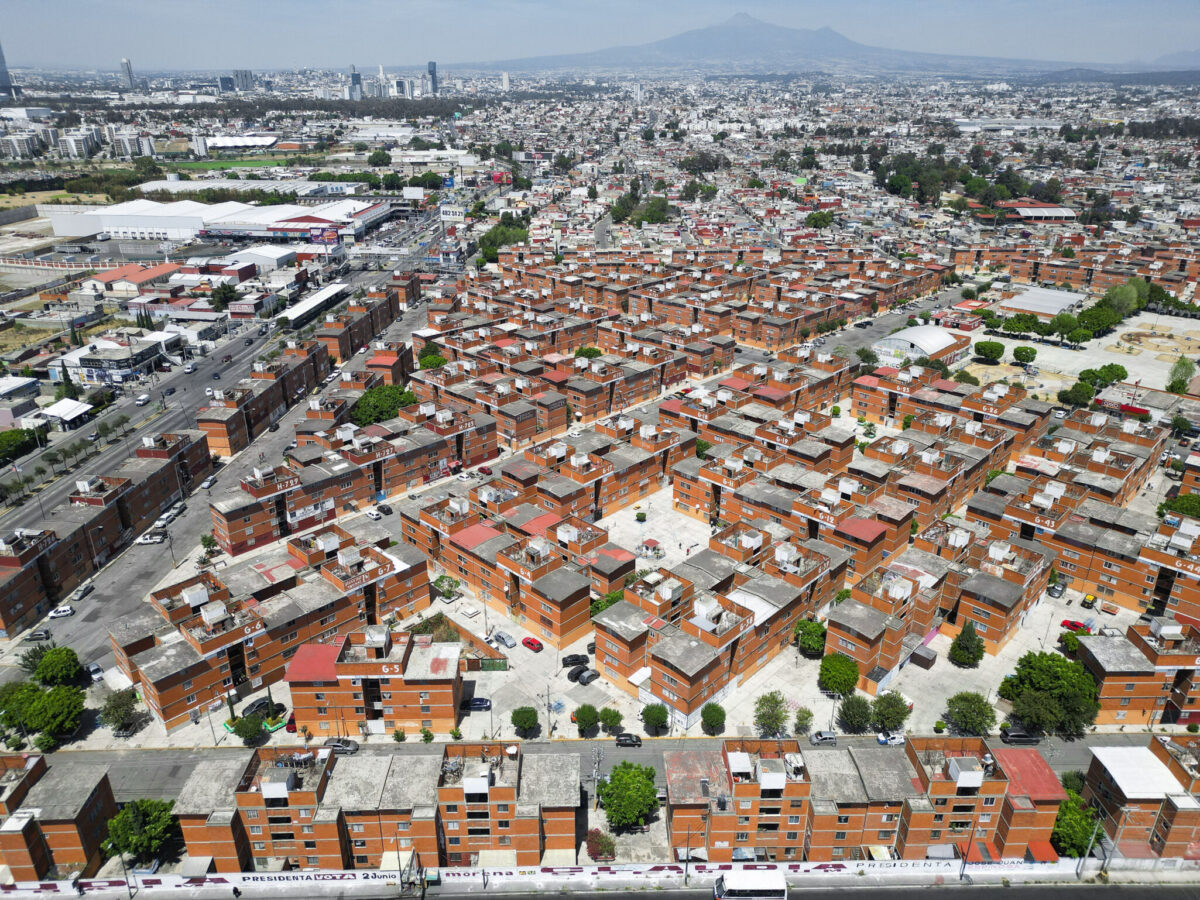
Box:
left=723, top=12, right=764, bottom=27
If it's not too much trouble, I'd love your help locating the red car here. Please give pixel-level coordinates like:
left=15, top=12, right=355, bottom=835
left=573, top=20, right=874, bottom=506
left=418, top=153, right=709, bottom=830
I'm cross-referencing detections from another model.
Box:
left=285, top=713, right=297, bottom=733
left=522, top=637, right=544, bottom=652
left=1061, top=619, right=1089, bottom=633
left=479, top=466, right=493, bottom=476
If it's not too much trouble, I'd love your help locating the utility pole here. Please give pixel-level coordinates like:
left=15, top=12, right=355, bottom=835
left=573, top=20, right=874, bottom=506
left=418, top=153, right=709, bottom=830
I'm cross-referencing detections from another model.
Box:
left=1078, top=818, right=1103, bottom=879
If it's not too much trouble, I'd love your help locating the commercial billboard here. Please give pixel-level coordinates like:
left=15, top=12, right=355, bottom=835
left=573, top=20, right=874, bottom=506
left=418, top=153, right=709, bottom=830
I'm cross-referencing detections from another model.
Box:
left=442, top=176, right=455, bottom=188
left=308, top=226, right=341, bottom=245
left=402, top=187, right=426, bottom=201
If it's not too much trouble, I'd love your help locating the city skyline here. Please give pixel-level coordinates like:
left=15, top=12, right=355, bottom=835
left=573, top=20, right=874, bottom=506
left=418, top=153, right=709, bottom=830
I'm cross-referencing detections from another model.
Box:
left=4, top=0, right=1200, bottom=71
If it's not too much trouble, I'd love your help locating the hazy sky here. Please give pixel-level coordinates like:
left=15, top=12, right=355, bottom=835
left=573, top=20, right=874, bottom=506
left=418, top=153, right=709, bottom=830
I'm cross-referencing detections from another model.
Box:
left=5, top=0, right=1199, bottom=71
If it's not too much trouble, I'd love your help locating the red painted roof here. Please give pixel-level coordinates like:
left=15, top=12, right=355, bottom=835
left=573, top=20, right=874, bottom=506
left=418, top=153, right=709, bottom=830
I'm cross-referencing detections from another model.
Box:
left=368, top=354, right=399, bottom=366
left=493, top=338, right=517, bottom=348
left=932, top=378, right=960, bottom=391
left=363, top=424, right=390, bottom=438
left=853, top=375, right=880, bottom=388
left=596, top=545, right=635, bottom=562
left=875, top=366, right=900, bottom=376
left=658, top=398, right=683, bottom=414
left=835, top=517, right=888, bottom=543
left=720, top=376, right=752, bottom=391
left=541, top=370, right=569, bottom=383
left=753, top=386, right=788, bottom=401
left=284, top=642, right=339, bottom=683
left=522, top=512, right=562, bottom=536
left=991, top=748, right=1066, bottom=803
left=449, top=522, right=503, bottom=551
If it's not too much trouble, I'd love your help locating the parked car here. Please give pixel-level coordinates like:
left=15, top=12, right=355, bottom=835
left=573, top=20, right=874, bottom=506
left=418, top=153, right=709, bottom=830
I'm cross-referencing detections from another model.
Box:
left=323, top=737, right=359, bottom=755
left=567, top=665, right=588, bottom=683
left=268, top=422, right=279, bottom=432
left=562, top=654, right=589, bottom=668
left=578, top=669, right=600, bottom=685
left=364, top=509, right=382, bottom=521
left=241, top=698, right=278, bottom=719
left=153, top=513, right=174, bottom=530
left=460, top=697, right=491, bottom=711
left=1047, top=583, right=1066, bottom=598
left=493, top=631, right=517, bottom=649
left=478, top=466, right=493, bottom=476
left=27, top=630, right=51, bottom=642
left=587, top=641, right=596, bottom=654
left=876, top=731, right=905, bottom=746
left=200, top=476, right=217, bottom=490
left=86, top=663, right=104, bottom=684
left=48, top=606, right=74, bottom=619
left=1061, top=619, right=1089, bottom=632
left=88, top=431, right=100, bottom=442
left=285, top=713, right=297, bottom=733
left=809, top=731, right=838, bottom=746
left=70, top=583, right=94, bottom=602
left=1080, top=594, right=1097, bottom=610
left=456, top=472, right=471, bottom=481
left=1000, top=727, right=1041, bottom=746
left=135, top=532, right=166, bottom=545
left=522, top=637, right=544, bottom=652
left=376, top=504, right=393, bottom=516
left=205, top=387, right=215, bottom=397
left=615, top=733, right=642, bottom=747
left=168, top=501, right=185, bottom=517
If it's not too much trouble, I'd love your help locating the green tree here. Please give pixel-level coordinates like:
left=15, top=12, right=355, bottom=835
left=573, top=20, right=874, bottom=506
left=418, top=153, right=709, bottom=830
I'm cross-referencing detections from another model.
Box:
left=209, top=283, right=239, bottom=312
left=433, top=575, right=460, bottom=599
left=871, top=691, right=911, bottom=732
left=511, top=706, right=538, bottom=736
left=1000, top=651, right=1099, bottom=735
left=974, top=341, right=1005, bottom=363
left=856, top=347, right=879, bottom=366
left=232, top=714, right=264, bottom=746
left=101, top=689, right=139, bottom=731
left=27, top=685, right=85, bottom=737
left=1051, top=790, right=1098, bottom=857
left=754, top=690, right=788, bottom=736
left=805, top=210, right=834, bottom=229
left=419, top=354, right=447, bottom=370
left=793, top=707, right=814, bottom=734
left=43, top=449, right=62, bottom=473
left=1171, top=415, right=1193, bottom=436
left=641, top=703, right=668, bottom=734
left=694, top=439, right=712, bottom=459
left=200, top=533, right=219, bottom=555
left=1158, top=493, right=1200, bottom=519
left=574, top=347, right=602, bottom=359
left=367, top=149, right=391, bottom=167
left=1168, top=356, right=1197, bottom=394
left=1057, top=382, right=1096, bottom=407
left=793, top=619, right=826, bottom=657
left=838, top=695, right=872, bottom=733
left=17, top=642, right=55, bottom=675
left=34, top=646, right=82, bottom=686
left=818, top=653, right=860, bottom=695
left=700, top=702, right=725, bottom=735
left=1013, top=346, right=1037, bottom=365
left=349, top=384, right=418, bottom=426
left=943, top=692, right=996, bottom=736
left=103, top=799, right=178, bottom=862
left=574, top=703, right=598, bottom=735
left=597, top=761, right=658, bottom=829
left=598, top=707, right=623, bottom=733
left=949, top=621, right=986, bottom=668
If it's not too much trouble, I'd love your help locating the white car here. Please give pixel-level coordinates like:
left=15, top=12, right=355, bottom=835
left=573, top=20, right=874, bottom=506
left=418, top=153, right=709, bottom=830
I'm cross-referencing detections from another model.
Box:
left=135, top=532, right=166, bottom=545
left=168, top=501, right=185, bottom=517
left=205, top=387, right=215, bottom=397
left=364, top=509, right=382, bottom=521
left=200, top=476, right=217, bottom=490
left=48, top=606, right=75, bottom=619
left=876, top=731, right=905, bottom=746
left=153, top=512, right=174, bottom=529
left=456, top=473, right=471, bottom=482
left=86, top=662, right=104, bottom=684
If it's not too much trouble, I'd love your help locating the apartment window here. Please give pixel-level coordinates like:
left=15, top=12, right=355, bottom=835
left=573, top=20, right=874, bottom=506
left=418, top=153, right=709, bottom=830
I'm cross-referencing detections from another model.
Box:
left=184, top=693, right=197, bottom=705
left=302, top=825, right=314, bottom=834
left=982, top=798, right=996, bottom=808
left=979, top=815, right=991, bottom=824
left=736, top=832, right=749, bottom=842
left=307, top=856, right=319, bottom=865
left=253, top=842, right=266, bottom=851
left=446, top=822, right=459, bottom=830
left=1121, top=698, right=1131, bottom=706
left=317, top=707, right=328, bottom=715
left=882, top=813, right=896, bottom=823
left=314, top=693, right=325, bottom=701
left=740, top=801, right=752, bottom=810
left=499, top=837, right=511, bottom=846
left=246, top=810, right=259, bottom=820
left=834, top=832, right=847, bottom=841
left=930, top=830, right=941, bottom=840
left=350, top=824, right=365, bottom=833
left=1125, top=683, right=1136, bottom=692
left=497, top=804, right=509, bottom=813
left=738, top=817, right=751, bottom=826
left=836, top=815, right=850, bottom=825
left=355, top=855, right=369, bottom=865
left=838, top=638, right=856, bottom=652
left=448, top=837, right=460, bottom=846
left=788, top=815, right=800, bottom=825
left=878, top=831, right=895, bottom=841
left=354, top=840, right=367, bottom=849
left=249, top=826, right=262, bottom=835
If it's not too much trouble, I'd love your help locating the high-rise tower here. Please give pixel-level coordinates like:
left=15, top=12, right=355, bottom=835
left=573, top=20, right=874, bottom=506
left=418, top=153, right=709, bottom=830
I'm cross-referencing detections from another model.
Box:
left=427, top=61, right=438, bottom=95
left=120, top=57, right=135, bottom=90
left=0, top=39, right=16, bottom=98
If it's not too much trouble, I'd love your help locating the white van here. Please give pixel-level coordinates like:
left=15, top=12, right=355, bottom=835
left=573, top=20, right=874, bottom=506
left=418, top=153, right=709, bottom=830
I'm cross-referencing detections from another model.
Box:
left=135, top=394, right=151, bottom=406
left=184, top=362, right=196, bottom=374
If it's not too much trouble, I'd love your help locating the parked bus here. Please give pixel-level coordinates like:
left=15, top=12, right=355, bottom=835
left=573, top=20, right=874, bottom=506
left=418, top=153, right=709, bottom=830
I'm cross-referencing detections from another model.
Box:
left=714, top=870, right=787, bottom=900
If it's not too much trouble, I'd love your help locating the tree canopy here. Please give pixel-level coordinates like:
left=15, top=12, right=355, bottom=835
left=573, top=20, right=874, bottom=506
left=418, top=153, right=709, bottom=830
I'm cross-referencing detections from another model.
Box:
left=818, top=653, right=860, bottom=695
left=754, top=691, right=789, bottom=737
left=839, top=695, right=872, bottom=733
left=974, top=341, right=1005, bottom=363
left=999, top=651, right=1099, bottom=735
left=597, top=761, right=658, bottom=829
left=510, top=706, right=538, bottom=735
left=349, top=384, right=417, bottom=427
left=1051, top=790, right=1097, bottom=857
left=871, top=692, right=911, bottom=732
left=943, top=691, right=996, bottom=736
left=949, top=621, right=986, bottom=668
left=103, top=799, right=178, bottom=863
left=34, top=646, right=82, bottom=686
left=793, top=619, right=826, bottom=657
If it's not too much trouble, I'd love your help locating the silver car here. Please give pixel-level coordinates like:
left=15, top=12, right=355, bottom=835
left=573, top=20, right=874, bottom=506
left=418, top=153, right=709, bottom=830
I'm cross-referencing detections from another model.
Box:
left=493, top=631, right=517, bottom=649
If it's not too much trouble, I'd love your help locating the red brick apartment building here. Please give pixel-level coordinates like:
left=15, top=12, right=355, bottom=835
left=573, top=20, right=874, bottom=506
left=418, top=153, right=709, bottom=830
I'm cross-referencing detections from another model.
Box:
left=110, top=521, right=433, bottom=729
left=286, top=624, right=462, bottom=736
left=0, top=756, right=117, bottom=880
left=663, top=737, right=1062, bottom=864
left=209, top=405, right=497, bottom=557
left=1084, top=741, right=1200, bottom=860
left=174, top=742, right=579, bottom=873
left=593, top=529, right=841, bottom=728
left=0, top=429, right=211, bottom=639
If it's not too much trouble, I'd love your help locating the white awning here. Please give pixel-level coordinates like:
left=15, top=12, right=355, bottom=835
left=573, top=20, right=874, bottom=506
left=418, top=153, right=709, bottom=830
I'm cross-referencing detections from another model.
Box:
left=40, top=398, right=93, bottom=422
